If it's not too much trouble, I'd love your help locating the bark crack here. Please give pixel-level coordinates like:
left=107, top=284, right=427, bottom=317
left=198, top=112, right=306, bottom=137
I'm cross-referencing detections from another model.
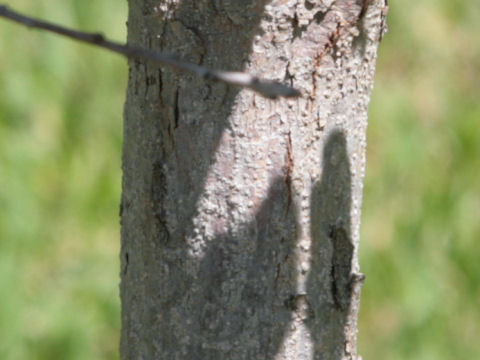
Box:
left=284, top=131, right=294, bottom=215
left=174, top=87, right=180, bottom=129
left=329, top=220, right=354, bottom=311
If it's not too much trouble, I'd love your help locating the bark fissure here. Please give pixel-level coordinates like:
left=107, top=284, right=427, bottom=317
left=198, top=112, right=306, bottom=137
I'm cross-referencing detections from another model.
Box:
left=173, top=87, right=179, bottom=129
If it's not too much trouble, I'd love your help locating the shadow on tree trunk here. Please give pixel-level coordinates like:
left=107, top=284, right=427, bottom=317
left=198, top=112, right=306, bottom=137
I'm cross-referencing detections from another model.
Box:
left=121, top=1, right=357, bottom=359
left=307, top=129, right=355, bottom=359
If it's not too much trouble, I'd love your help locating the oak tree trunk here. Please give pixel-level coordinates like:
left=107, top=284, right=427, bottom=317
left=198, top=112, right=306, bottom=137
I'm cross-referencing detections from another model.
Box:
left=120, top=0, right=387, bottom=359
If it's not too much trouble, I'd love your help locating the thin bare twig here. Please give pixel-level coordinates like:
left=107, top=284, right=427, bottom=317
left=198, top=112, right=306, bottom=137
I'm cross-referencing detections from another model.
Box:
left=0, top=4, right=300, bottom=99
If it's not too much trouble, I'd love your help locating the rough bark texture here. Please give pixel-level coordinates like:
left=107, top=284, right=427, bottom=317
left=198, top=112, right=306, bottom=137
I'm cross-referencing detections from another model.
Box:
left=120, top=0, right=387, bottom=359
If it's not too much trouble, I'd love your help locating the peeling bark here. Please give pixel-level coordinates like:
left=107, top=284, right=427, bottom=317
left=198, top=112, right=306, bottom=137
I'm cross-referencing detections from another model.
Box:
left=120, top=0, right=387, bottom=359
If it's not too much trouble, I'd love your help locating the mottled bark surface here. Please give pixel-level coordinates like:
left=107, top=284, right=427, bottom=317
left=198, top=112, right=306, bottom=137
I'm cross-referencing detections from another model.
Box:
left=120, top=0, right=386, bottom=359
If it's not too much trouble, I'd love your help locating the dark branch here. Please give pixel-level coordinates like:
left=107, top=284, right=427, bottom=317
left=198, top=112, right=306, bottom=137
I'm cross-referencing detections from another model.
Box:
left=0, top=4, right=301, bottom=99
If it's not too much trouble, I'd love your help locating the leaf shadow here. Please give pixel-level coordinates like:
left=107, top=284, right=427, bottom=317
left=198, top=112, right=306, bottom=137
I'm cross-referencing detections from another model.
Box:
left=306, top=129, right=354, bottom=359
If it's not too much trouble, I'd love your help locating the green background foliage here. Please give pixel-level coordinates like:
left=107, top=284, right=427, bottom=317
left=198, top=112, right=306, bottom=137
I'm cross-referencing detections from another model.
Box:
left=360, top=1, right=480, bottom=359
left=0, top=1, right=126, bottom=359
left=0, top=1, right=478, bottom=359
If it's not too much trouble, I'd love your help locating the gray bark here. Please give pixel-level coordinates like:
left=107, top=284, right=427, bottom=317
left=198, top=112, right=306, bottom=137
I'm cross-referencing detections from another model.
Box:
left=120, top=0, right=386, bottom=359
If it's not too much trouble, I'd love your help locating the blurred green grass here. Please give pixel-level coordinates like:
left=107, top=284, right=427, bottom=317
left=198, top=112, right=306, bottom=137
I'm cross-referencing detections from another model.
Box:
left=0, top=1, right=126, bottom=359
left=0, top=1, right=479, bottom=360
left=360, top=1, right=480, bottom=359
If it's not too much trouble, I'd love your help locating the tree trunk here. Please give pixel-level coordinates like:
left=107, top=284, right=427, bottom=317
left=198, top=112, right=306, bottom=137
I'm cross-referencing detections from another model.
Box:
left=120, top=0, right=386, bottom=359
